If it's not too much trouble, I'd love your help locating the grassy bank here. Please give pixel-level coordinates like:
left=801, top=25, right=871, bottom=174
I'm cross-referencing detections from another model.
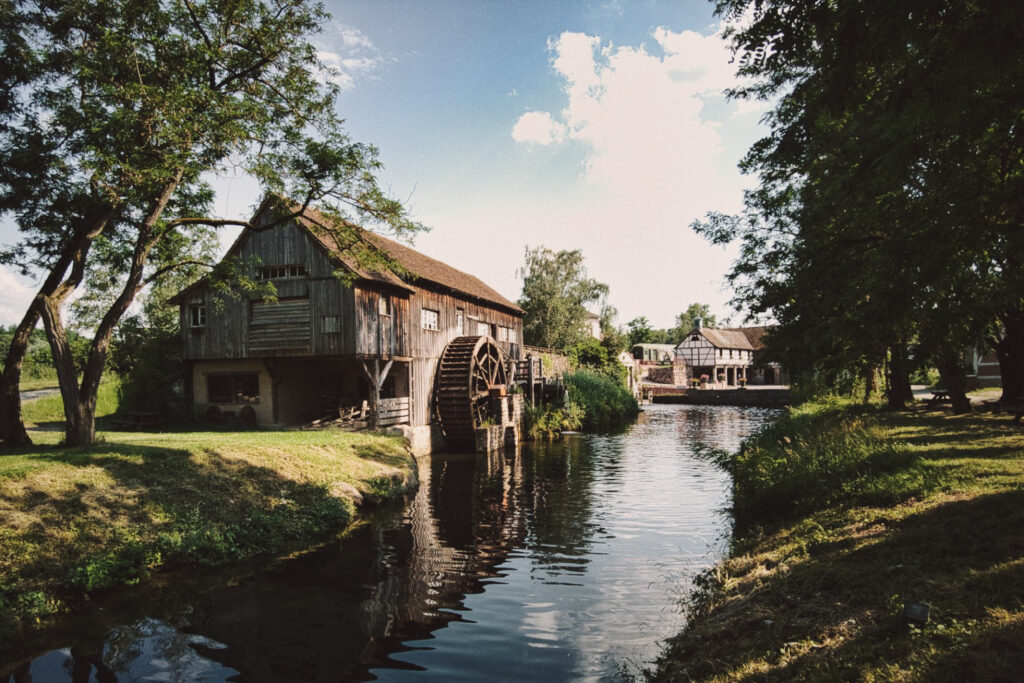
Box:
left=654, top=398, right=1024, bottom=681
left=0, top=402, right=416, bottom=646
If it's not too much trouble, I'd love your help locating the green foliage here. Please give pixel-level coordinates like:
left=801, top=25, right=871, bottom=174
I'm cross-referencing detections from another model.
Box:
left=706, top=398, right=918, bottom=528
left=109, top=317, right=182, bottom=413
left=518, top=246, right=609, bottom=350
left=565, top=368, right=639, bottom=431
left=524, top=401, right=584, bottom=440
left=566, top=336, right=627, bottom=385
left=670, top=303, right=717, bottom=343
left=697, top=0, right=1024, bottom=406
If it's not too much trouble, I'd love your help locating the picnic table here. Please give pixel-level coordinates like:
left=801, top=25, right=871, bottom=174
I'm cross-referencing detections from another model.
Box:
left=111, top=410, right=168, bottom=430
left=927, top=389, right=950, bottom=409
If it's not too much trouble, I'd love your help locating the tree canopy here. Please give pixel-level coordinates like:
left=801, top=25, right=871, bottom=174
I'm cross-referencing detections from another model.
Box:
left=696, top=0, right=1024, bottom=409
left=0, top=0, right=425, bottom=446
left=517, top=246, right=609, bottom=350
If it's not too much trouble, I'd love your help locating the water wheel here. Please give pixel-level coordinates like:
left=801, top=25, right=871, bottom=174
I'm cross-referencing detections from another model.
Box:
left=435, top=335, right=509, bottom=448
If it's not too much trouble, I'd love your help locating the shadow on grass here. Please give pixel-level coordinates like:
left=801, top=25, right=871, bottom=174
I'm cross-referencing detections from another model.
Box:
left=658, top=489, right=1024, bottom=681
left=1, top=440, right=357, bottom=638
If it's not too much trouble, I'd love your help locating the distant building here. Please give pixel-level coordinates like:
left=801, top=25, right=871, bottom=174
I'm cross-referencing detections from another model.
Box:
left=584, top=310, right=602, bottom=340
left=674, top=320, right=788, bottom=387
left=632, top=343, right=676, bottom=364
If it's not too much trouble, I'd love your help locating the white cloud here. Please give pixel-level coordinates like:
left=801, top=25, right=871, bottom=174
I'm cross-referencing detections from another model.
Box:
left=511, top=111, right=567, bottom=146
left=499, top=26, right=766, bottom=326
left=316, top=23, right=385, bottom=91
left=0, top=266, right=37, bottom=327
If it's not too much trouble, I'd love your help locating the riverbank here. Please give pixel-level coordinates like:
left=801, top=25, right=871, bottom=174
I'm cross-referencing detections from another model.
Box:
left=653, top=399, right=1024, bottom=681
left=0, top=425, right=417, bottom=649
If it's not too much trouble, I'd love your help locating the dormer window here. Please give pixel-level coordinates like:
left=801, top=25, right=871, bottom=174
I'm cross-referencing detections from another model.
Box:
left=258, top=264, right=306, bottom=280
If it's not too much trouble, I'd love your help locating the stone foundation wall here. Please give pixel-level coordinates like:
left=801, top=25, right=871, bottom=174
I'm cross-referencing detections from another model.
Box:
left=645, top=363, right=689, bottom=386
left=651, top=388, right=790, bottom=407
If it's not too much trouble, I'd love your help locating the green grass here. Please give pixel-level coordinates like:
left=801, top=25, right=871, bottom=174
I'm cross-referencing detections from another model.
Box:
left=0, top=408, right=416, bottom=648
left=19, top=375, right=121, bottom=427
left=653, top=398, right=1024, bottom=682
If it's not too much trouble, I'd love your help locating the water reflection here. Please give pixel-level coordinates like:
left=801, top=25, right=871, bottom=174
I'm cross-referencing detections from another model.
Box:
left=3, top=405, right=777, bottom=682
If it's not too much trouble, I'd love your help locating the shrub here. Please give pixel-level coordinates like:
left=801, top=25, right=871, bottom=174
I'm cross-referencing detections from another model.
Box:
left=525, top=401, right=584, bottom=439
left=704, top=398, right=917, bottom=528
left=565, top=368, right=639, bottom=431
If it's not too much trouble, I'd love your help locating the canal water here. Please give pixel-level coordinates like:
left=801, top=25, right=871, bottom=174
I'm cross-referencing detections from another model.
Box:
left=3, top=404, right=778, bottom=682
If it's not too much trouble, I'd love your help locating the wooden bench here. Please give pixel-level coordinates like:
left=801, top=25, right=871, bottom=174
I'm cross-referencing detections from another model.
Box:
left=927, top=390, right=950, bottom=409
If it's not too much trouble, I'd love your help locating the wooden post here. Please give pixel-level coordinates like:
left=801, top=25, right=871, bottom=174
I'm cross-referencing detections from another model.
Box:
left=527, top=353, right=536, bottom=406
left=263, top=359, right=280, bottom=424
left=361, top=358, right=394, bottom=430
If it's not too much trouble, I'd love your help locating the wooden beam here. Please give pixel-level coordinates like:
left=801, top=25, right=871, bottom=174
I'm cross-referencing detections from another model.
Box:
left=378, top=359, right=394, bottom=391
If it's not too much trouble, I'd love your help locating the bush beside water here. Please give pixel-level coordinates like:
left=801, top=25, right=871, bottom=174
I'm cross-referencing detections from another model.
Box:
left=705, top=397, right=917, bottom=528
left=565, top=368, right=639, bottom=432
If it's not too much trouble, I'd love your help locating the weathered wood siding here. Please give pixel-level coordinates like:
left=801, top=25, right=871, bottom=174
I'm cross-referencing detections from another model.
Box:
left=405, top=289, right=522, bottom=425
left=181, top=222, right=358, bottom=360
left=179, top=217, right=524, bottom=429
left=354, top=286, right=410, bottom=357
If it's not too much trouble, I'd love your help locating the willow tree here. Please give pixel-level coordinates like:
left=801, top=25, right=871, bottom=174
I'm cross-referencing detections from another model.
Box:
left=0, top=0, right=424, bottom=447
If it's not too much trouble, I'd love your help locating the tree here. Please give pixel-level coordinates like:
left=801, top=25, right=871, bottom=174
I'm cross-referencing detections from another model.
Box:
left=518, top=247, right=609, bottom=350
left=670, top=303, right=718, bottom=343
left=0, top=0, right=424, bottom=447
left=697, top=0, right=1024, bottom=410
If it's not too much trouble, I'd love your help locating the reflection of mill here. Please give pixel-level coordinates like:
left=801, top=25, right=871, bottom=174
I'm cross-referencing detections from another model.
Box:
left=360, top=449, right=528, bottom=652
left=172, top=449, right=530, bottom=681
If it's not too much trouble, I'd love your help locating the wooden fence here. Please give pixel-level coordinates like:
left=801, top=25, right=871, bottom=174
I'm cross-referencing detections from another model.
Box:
left=378, top=396, right=410, bottom=427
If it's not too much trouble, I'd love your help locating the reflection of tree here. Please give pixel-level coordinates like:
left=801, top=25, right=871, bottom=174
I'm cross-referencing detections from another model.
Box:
left=6, top=436, right=617, bottom=681
left=521, top=438, right=605, bottom=577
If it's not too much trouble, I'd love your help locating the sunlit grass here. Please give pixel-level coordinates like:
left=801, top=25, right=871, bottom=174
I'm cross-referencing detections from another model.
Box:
left=0, top=396, right=416, bottom=647
left=654, top=399, right=1024, bottom=681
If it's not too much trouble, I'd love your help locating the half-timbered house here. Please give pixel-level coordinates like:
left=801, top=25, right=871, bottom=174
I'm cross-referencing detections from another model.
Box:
left=173, top=198, right=523, bottom=452
left=674, top=323, right=787, bottom=387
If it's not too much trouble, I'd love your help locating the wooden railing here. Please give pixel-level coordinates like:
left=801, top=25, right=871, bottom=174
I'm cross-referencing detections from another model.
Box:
left=378, top=397, right=410, bottom=427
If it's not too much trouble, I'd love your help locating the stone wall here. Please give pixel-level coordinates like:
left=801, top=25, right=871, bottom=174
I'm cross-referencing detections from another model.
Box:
left=651, top=387, right=790, bottom=407
left=645, top=363, right=689, bottom=386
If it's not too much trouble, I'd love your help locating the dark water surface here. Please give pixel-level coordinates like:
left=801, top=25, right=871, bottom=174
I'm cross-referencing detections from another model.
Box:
left=4, top=404, right=778, bottom=682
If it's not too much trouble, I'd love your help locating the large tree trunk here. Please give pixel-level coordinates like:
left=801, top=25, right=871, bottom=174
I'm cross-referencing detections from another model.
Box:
left=995, top=311, right=1024, bottom=402
left=0, top=305, right=42, bottom=447
left=935, top=349, right=971, bottom=414
left=886, top=342, right=912, bottom=410
left=863, top=365, right=878, bottom=403
left=48, top=177, right=180, bottom=446
left=0, top=209, right=113, bottom=449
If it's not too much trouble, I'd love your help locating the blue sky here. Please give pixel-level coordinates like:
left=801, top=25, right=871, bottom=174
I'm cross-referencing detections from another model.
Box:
left=0, top=0, right=769, bottom=329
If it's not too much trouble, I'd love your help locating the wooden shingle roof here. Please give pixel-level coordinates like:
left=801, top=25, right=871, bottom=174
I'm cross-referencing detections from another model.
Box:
left=294, top=204, right=524, bottom=315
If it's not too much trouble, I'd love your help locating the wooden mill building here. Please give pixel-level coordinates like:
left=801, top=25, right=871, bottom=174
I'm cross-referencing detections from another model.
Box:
left=173, top=198, right=524, bottom=452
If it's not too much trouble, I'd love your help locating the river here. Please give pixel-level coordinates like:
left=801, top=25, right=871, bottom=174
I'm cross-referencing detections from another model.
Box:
left=3, top=404, right=778, bottom=682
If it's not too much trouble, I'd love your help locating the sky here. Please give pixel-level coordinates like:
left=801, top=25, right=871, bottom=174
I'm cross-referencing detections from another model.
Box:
left=0, top=0, right=770, bottom=330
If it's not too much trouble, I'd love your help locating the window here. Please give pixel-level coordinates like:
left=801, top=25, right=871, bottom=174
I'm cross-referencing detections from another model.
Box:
left=421, top=308, right=439, bottom=331
left=207, top=373, right=259, bottom=404
left=477, top=321, right=489, bottom=336
left=456, top=309, right=464, bottom=335
left=378, top=295, right=391, bottom=316
left=691, top=335, right=700, bottom=342
left=258, top=264, right=306, bottom=280
left=322, top=316, right=340, bottom=333
left=729, top=349, right=733, bottom=359
left=190, top=305, right=206, bottom=327
left=508, top=328, right=517, bottom=344
left=497, top=326, right=508, bottom=341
